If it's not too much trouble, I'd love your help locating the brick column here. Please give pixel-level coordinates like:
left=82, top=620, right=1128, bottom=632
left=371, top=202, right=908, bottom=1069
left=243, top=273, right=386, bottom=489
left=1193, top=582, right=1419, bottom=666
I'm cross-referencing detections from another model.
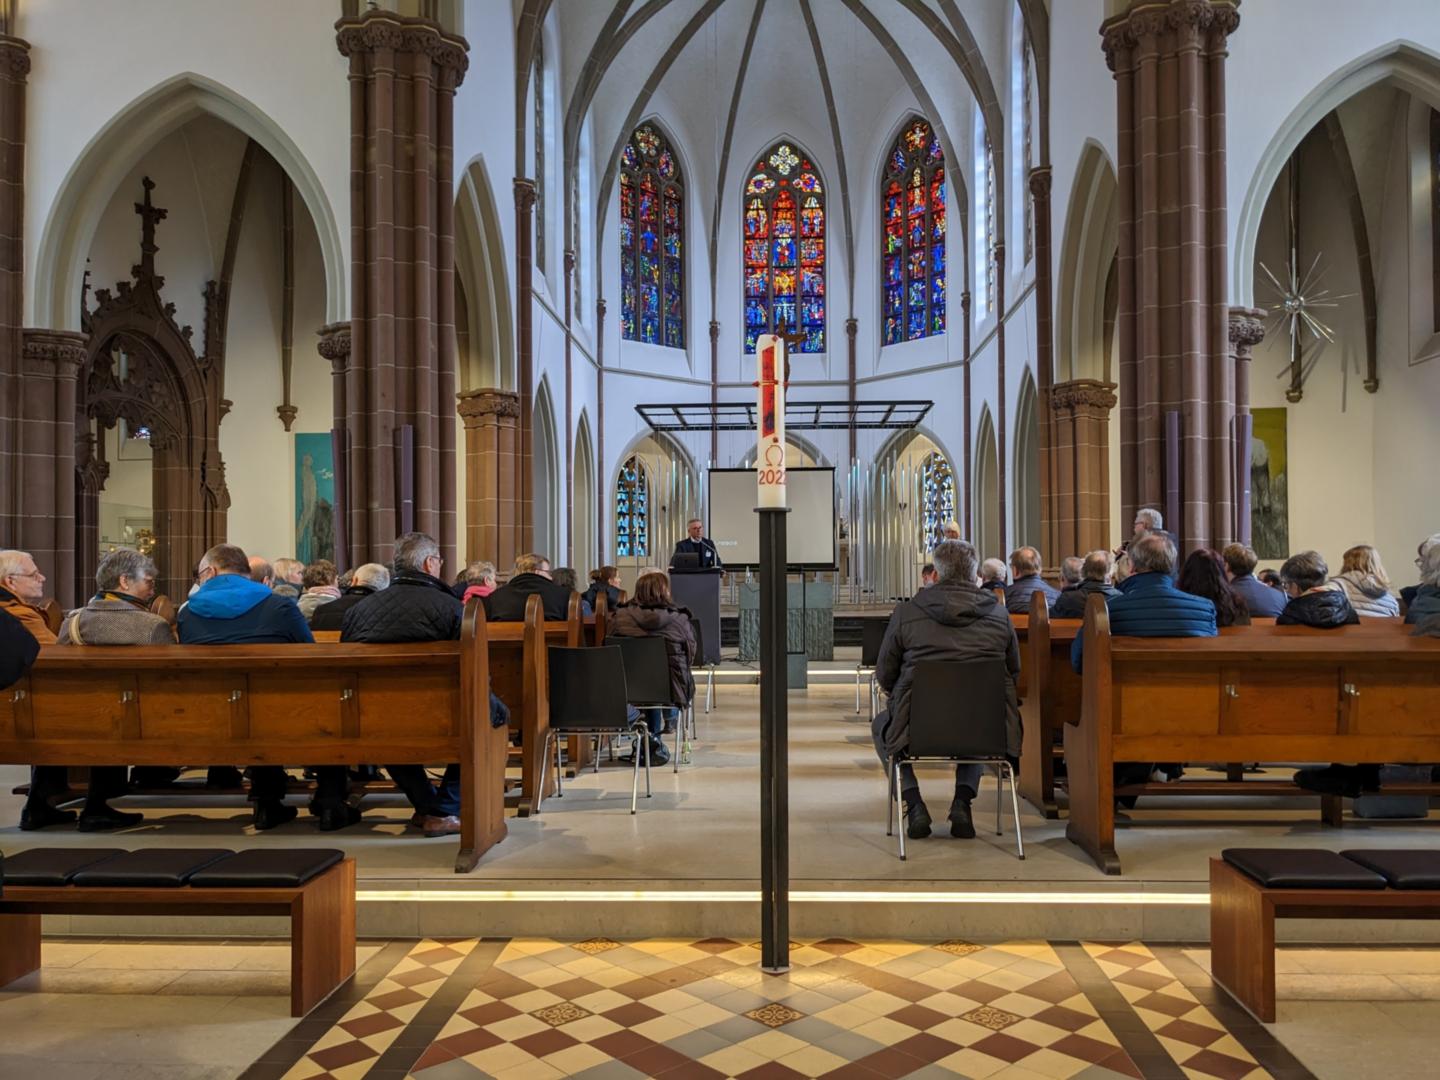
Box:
left=0, top=35, right=32, bottom=571
left=335, top=10, right=467, bottom=568
left=1030, top=165, right=1061, bottom=563
left=513, top=177, right=536, bottom=553
left=458, top=388, right=521, bottom=571
left=1050, top=378, right=1117, bottom=558
left=960, top=290, right=973, bottom=538
left=17, top=331, right=84, bottom=605
left=1228, top=305, right=1265, bottom=543
left=1103, top=0, right=1240, bottom=552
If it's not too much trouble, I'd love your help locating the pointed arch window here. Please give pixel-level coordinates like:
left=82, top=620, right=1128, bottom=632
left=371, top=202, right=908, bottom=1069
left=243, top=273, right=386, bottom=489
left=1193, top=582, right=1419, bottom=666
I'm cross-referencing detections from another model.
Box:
left=615, top=455, right=649, bottom=557
left=921, top=451, right=956, bottom=549
left=974, top=122, right=997, bottom=317
left=620, top=124, right=685, bottom=348
left=744, top=142, right=826, bottom=353
left=882, top=117, right=947, bottom=345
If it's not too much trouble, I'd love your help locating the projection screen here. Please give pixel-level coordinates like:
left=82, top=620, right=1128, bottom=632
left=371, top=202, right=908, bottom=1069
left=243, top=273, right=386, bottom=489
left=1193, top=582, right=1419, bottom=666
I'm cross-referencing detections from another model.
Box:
left=707, top=467, right=837, bottom=569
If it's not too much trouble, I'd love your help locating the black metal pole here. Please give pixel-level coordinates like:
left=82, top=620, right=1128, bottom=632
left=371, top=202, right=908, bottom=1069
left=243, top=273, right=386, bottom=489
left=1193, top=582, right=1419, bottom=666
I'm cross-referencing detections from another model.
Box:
left=757, top=505, right=790, bottom=973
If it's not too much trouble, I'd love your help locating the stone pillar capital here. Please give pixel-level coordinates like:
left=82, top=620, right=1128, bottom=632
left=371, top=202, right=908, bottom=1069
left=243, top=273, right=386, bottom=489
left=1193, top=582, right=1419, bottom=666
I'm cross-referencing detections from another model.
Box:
left=1227, top=305, right=1266, bottom=357
left=1028, top=165, right=1053, bottom=200
left=316, top=321, right=352, bottom=373
left=1050, top=378, right=1118, bottom=414
left=21, top=328, right=87, bottom=376
left=457, top=387, right=521, bottom=427
left=708, top=319, right=720, bottom=342
left=335, top=10, right=469, bottom=89
left=845, top=317, right=858, bottom=336
left=513, top=177, right=537, bottom=213
left=0, top=34, right=30, bottom=81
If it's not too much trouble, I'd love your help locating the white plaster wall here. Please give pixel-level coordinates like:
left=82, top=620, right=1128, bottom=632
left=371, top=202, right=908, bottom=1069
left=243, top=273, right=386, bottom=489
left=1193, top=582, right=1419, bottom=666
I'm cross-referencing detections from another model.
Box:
left=22, top=0, right=349, bottom=328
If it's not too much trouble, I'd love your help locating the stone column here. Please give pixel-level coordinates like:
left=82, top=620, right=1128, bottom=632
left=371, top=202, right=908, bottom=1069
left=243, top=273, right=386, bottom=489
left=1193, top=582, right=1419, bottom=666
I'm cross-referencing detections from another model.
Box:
left=1030, top=165, right=1061, bottom=563
left=317, top=321, right=352, bottom=566
left=335, top=10, right=467, bottom=568
left=596, top=297, right=607, bottom=563
left=458, top=389, right=521, bottom=571
left=1103, top=0, right=1240, bottom=552
left=513, top=177, right=536, bottom=553
left=0, top=35, right=32, bottom=574
left=1228, top=305, right=1264, bottom=544
left=17, top=331, right=85, bottom=605
left=1050, top=378, right=1118, bottom=558
left=960, top=290, right=973, bottom=538
left=708, top=319, right=720, bottom=465
left=563, top=247, right=575, bottom=564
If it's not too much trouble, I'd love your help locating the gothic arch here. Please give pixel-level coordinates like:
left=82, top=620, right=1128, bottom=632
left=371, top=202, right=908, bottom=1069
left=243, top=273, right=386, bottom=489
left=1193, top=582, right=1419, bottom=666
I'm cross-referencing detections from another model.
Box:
left=455, top=154, right=517, bottom=391
left=1234, top=40, right=1440, bottom=304
left=533, top=375, right=560, bottom=560
left=1014, top=371, right=1040, bottom=548
left=974, top=406, right=1000, bottom=561
left=1057, top=140, right=1118, bottom=383
left=572, top=410, right=597, bottom=577
left=33, top=72, right=345, bottom=332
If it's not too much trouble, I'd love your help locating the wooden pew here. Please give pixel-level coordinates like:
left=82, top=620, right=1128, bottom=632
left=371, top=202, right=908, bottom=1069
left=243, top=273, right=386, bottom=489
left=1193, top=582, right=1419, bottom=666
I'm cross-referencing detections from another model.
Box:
left=1018, top=596, right=1082, bottom=818
left=1065, top=595, right=1440, bottom=874
left=487, top=594, right=582, bottom=815
left=1010, top=613, right=1029, bottom=701
left=0, top=599, right=507, bottom=873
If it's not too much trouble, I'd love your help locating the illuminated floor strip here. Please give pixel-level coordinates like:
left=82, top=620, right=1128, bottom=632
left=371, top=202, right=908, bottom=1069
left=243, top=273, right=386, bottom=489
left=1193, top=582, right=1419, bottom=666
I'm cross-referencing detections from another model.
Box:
left=357, top=887, right=1209, bottom=905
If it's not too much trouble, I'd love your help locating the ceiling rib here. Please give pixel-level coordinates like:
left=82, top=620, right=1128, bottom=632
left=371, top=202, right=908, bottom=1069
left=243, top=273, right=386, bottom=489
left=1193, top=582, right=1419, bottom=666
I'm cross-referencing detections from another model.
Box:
left=799, top=0, right=856, bottom=317
left=708, top=0, right=768, bottom=310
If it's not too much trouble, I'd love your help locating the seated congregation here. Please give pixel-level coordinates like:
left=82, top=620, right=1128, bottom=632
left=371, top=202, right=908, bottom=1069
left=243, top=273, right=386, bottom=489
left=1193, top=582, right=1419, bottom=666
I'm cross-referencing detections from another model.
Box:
left=0, top=537, right=693, bottom=841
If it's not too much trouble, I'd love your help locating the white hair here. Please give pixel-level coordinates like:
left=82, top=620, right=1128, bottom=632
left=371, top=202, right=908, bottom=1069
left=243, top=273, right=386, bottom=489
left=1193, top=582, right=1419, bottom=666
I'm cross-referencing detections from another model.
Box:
left=1135, top=508, right=1164, bottom=532
left=0, top=550, right=33, bottom=581
left=979, top=558, right=1007, bottom=584
left=1420, top=533, right=1440, bottom=588
left=352, top=563, right=391, bottom=590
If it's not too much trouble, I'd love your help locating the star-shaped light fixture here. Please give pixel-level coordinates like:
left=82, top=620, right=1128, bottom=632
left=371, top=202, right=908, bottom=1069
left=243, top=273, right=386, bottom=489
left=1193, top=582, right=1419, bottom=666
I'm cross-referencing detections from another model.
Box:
left=1257, top=253, right=1353, bottom=402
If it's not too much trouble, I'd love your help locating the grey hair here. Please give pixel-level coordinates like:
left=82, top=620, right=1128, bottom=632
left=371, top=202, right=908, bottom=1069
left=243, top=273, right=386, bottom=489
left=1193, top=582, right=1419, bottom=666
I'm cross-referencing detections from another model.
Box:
left=1280, top=550, right=1328, bottom=592
left=979, top=557, right=1007, bottom=584
left=1135, top=508, right=1164, bottom=532
left=1420, top=534, right=1440, bottom=588
left=1129, top=531, right=1177, bottom=575
left=352, top=562, right=391, bottom=590
left=1060, top=556, right=1084, bottom=585
left=932, top=539, right=978, bottom=585
left=96, top=548, right=157, bottom=592
left=1082, top=550, right=1112, bottom=582
left=0, top=549, right=32, bottom=580
left=393, top=532, right=439, bottom=573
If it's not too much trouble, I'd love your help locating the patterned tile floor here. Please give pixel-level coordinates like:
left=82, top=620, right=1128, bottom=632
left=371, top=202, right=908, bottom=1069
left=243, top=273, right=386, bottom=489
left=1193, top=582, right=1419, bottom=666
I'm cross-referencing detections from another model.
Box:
left=241, top=938, right=1317, bottom=1080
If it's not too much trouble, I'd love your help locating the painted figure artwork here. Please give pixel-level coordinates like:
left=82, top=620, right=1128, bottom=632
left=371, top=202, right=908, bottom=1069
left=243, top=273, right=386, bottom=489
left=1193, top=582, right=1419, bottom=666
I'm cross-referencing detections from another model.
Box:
left=1250, top=407, right=1289, bottom=559
left=295, top=433, right=336, bottom=564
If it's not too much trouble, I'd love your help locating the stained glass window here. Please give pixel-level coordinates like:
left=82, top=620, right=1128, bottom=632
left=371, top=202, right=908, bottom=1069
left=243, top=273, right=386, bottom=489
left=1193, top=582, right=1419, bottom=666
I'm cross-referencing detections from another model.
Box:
left=921, top=451, right=956, bottom=549
left=744, top=142, right=826, bottom=353
left=620, top=124, right=684, bottom=348
left=975, top=122, right=997, bottom=317
left=882, top=117, right=946, bottom=345
left=616, top=456, right=649, bottom=557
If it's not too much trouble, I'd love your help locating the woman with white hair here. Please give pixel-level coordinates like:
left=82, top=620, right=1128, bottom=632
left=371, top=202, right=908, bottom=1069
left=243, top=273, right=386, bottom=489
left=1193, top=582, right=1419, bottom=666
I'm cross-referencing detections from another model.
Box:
left=1405, top=534, right=1440, bottom=625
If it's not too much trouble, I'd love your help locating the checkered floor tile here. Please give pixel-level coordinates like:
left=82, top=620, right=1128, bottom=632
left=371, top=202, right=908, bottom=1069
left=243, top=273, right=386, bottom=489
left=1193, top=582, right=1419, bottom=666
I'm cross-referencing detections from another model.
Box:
left=405, top=938, right=1142, bottom=1078
left=1084, top=942, right=1272, bottom=1080
left=280, top=939, right=477, bottom=1080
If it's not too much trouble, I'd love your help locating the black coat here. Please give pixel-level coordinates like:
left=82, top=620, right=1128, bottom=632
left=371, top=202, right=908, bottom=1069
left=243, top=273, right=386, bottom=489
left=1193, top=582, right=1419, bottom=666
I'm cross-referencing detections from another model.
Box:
left=609, top=603, right=696, bottom=706
left=309, top=585, right=379, bottom=630
left=0, top=606, right=40, bottom=690
left=874, top=581, right=1021, bottom=758
left=484, top=573, right=572, bottom=622
left=1051, top=579, right=1121, bottom=620
left=582, top=581, right=622, bottom=613
left=1277, top=587, right=1360, bottom=629
left=341, top=570, right=461, bottom=642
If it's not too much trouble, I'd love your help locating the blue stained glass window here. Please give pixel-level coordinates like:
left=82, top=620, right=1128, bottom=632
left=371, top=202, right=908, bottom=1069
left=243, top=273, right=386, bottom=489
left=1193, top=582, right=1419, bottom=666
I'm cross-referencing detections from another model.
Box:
left=881, top=117, right=946, bottom=345
left=744, top=142, right=826, bottom=353
left=621, top=124, right=684, bottom=349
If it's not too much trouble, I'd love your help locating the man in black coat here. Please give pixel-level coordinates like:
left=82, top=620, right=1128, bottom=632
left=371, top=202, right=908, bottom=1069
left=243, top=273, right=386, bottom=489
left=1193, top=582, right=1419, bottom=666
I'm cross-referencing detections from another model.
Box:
left=309, top=563, right=390, bottom=630
left=341, top=532, right=466, bottom=837
left=873, top=540, right=1021, bottom=842
left=1051, top=551, right=1122, bottom=619
left=0, top=606, right=39, bottom=691
left=484, top=553, right=572, bottom=621
left=671, top=518, right=723, bottom=570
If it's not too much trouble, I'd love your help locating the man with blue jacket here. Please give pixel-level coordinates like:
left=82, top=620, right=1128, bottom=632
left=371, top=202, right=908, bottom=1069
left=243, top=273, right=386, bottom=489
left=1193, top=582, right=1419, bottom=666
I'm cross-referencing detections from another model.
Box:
left=177, top=543, right=345, bottom=830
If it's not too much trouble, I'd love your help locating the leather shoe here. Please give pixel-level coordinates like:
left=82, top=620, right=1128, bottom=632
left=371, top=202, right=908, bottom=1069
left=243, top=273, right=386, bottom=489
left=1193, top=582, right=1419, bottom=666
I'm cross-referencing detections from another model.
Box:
left=77, top=805, right=144, bottom=832
left=904, top=801, right=932, bottom=839
left=19, top=803, right=78, bottom=831
left=1294, top=764, right=1382, bottom=798
left=419, top=814, right=462, bottom=838
left=252, top=801, right=298, bottom=831
left=208, top=766, right=245, bottom=789
left=947, top=800, right=976, bottom=839
left=316, top=804, right=362, bottom=832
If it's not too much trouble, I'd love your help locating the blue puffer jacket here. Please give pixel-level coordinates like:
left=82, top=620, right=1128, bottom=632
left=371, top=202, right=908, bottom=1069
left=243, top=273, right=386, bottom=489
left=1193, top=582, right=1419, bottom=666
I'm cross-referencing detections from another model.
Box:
left=177, top=574, right=314, bottom=644
left=1071, top=571, right=1217, bottom=672
left=1405, top=584, right=1440, bottom=626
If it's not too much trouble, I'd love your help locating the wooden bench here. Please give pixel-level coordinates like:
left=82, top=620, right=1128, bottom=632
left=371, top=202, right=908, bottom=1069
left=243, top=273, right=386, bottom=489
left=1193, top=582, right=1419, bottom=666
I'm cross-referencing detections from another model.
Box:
left=0, top=600, right=507, bottom=873
left=1066, top=596, right=1440, bottom=874
left=1018, top=598, right=1082, bottom=818
left=1210, top=848, right=1440, bottom=1021
left=0, top=847, right=355, bottom=1016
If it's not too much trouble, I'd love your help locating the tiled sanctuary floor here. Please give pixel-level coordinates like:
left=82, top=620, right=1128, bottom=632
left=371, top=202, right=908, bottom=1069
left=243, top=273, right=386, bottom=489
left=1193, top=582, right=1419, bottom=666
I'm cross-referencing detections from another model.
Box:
left=4, top=936, right=1440, bottom=1080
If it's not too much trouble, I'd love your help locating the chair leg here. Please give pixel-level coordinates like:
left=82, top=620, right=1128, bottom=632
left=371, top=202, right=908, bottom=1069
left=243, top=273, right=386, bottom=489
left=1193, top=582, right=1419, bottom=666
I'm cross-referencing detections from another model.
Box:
left=643, top=727, right=652, bottom=799
left=886, top=763, right=895, bottom=837
left=855, top=668, right=862, bottom=714
left=995, top=763, right=1002, bottom=836
left=593, top=735, right=602, bottom=773
left=706, top=665, right=715, bottom=713
left=894, top=760, right=906, bottom=861
left=536, top=733, right=552, bottom=815
left=630, top=726, right=642, bottom=815
left=554, top=734, right=564, bottom=798
left=1006, top=763, right=1025, bottom=860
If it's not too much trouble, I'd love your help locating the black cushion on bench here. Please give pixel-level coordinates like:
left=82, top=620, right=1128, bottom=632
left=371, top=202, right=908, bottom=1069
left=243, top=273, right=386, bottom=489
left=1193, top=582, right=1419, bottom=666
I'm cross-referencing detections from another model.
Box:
left=1341, top=850, right=1440, bottom=890
left=1222, top=848, right=1387, bottom=889
left=70, top=849, right=234, bottom=888
left=1, top=849, right=127, bottom=886
left=188, top=849, right=344, bottom=888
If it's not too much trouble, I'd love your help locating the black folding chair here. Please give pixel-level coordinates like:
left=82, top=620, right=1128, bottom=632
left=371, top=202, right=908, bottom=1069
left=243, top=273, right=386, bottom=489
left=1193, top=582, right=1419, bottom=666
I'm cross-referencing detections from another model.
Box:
left=885, top=658, right=1024, bottom=860
left=689, top=614, right=716, bottom=714
left=542, top=646, right=652, bottom=814
left=856, top=617, right=889, bottom=717
left=604, top=635, right=690, bottom=773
